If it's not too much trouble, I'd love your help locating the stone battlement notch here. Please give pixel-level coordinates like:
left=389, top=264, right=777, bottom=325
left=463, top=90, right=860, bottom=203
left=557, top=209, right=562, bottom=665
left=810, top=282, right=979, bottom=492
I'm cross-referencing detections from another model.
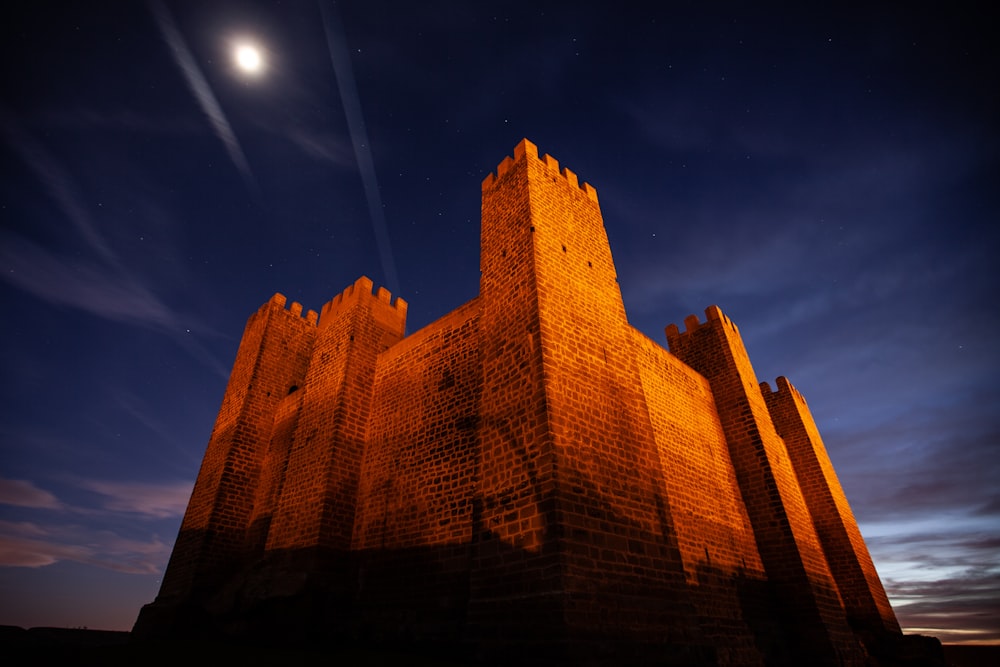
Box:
left=135, top=139, right=911, bottom=666
left=483, top=139, right=599, bottom=202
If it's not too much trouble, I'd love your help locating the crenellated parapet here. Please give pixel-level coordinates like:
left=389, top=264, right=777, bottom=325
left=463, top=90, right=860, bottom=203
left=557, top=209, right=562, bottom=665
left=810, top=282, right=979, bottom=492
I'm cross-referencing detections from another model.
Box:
left=266, top=292, right=319, bottom=326
left=665, top=305, right=739, bottom=346
left=481, top=138, right=599, bottom=202
left=760, top=376, right=808, bottom=406
left=318, top=275, right=408, bottom=334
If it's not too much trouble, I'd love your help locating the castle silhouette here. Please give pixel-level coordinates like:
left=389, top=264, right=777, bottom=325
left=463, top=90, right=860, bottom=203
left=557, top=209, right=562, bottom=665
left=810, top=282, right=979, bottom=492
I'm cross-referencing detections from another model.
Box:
left=135, top=140, right=910, bottom=665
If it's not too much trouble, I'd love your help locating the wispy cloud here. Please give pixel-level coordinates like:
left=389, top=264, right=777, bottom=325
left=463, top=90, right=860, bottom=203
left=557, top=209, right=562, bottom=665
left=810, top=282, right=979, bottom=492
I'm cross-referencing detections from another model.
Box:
left=867, top=529, right=1000, bottom=643
left=0, top=230, right=179, bottom=329
left=285, top=125, right=355, bottom=166
left=0, top=108, right=117, bottom=263
left=147, top=0, right=257, bottom=196
left=0, top=476, right=192, bottom=522
left=77, top=479, right=192, bottom=520
left=0, top=477, right=191, bottom=573
left=0, top=520, right=171, bottom=574
left=0, top=480, right=63, bottom=511
left=0, top=109, right=182, bottom=330
left=110, top=390, right=205, bottom=467
left=0, top=113, right=230, bottom=378
left=41, top=107, right=204, bottom=135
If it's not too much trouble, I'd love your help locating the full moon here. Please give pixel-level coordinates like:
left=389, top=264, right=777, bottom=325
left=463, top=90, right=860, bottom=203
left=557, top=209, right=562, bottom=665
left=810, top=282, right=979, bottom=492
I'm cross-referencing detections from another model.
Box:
left=235, top=44, right=262, bottom=73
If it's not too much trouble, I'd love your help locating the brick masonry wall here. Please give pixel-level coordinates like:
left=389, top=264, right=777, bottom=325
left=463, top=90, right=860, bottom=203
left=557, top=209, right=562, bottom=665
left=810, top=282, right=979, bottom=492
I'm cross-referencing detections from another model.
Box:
left=266, top=277, right=406, bottom=553
left=478, top=140, right=716, bottom=663
left=246, top=388, right=304, bottom=552
left=354, top=298, right=481, bottom=551
left=350, top=298, right=482, bottom=640
left=469, top=142, right=568, bottom=657
left=763, top=376, right=901, bottom=636
left=667, top=307, right=867, bottom=666
left=632, top=329, right=769, bottom=664
left=156, top=294, right=316, bottom=600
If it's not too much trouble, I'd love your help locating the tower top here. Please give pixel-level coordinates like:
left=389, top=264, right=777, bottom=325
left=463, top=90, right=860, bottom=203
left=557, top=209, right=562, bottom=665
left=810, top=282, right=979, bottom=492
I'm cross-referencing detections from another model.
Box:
left=481, top=138, right=599, bottom=203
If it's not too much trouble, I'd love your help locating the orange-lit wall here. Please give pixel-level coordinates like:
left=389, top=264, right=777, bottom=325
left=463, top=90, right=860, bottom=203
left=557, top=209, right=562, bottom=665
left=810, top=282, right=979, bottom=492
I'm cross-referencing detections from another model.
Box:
left=632, top=329, right=769, bottom=663
left=156, top=294, right=316, bottom=600
left=763, top=376, right=901, bottom=636
left=354, top=298, right=481, bottom=551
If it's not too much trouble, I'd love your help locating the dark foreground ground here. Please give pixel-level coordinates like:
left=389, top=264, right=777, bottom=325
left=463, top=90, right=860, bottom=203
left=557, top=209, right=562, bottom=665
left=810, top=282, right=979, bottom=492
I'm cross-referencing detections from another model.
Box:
left=1, top=626, right=997, bottom=666
left=3, top=626, right=467, bottom=667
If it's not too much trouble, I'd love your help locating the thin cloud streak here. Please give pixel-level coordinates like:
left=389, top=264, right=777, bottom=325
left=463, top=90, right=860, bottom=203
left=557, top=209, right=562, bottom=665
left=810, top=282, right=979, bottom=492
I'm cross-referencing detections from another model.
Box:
left=0, top=480, right=63, bottom=511
left=77, top=479, right=193, bottom=520
left=0, top=476, right=193, bottom=522
left=111, top=391, right=205, bottom=468
left=148, top=0, right=258, bottom=197
left=0, top=230, right=178, bottom=329
left=0, top=477, right=191, bottom=574
left=319, top=0, right=399, bottom=295
left=0, top=108, right=228, bottom=378
left=0, top=109, right=117, bottom=263
left=0, top=229, right=230, bottom=380
left=41, top=107, right=204, bottom=135
left=0, top=520, right=171, bottom=574
left=285, top=125, right=355, bottom=167
left=868, top=529, right=1000, bottom=644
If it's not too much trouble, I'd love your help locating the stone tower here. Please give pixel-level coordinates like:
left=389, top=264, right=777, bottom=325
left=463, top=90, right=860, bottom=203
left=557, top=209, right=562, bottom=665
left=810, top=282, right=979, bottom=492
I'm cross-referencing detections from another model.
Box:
left=135, top=139, right=909, bottom=666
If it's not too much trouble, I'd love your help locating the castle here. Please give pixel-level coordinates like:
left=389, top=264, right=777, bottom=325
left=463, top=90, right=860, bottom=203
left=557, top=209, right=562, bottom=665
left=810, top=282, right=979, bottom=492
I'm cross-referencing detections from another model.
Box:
left=135, top=139, right=907, bottom=665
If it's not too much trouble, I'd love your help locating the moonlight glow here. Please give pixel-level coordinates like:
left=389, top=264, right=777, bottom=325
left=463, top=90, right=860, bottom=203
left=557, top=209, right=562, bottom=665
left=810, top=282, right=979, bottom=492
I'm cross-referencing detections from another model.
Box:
left=234, top=44, right=262, bottom=73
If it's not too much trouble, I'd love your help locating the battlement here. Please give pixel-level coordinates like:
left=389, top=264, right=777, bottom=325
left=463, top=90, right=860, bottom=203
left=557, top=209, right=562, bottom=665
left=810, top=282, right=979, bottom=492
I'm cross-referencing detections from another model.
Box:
left=318, top=275, right=408, bottom=329
left=761, top=376, right=807, bottom=405
left=267, top=293, right=319, bottom=326
left=664, top=304, right=739, bottom=343
left=481, top=138, right=599, bottom=202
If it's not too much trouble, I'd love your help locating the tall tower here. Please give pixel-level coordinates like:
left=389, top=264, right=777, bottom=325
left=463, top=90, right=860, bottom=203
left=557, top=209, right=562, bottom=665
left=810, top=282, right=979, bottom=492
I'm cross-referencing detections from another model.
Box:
left=265, top=277, right=407, bottom=555
left=667, top=307, right=867, bottom=666
left=472, top=139, right=708, bottom=663
left=762, top=377, right=901, bottom=637
left=135, top=295, right=318, bottom=635
left=134, top=281, right=407, bottom=638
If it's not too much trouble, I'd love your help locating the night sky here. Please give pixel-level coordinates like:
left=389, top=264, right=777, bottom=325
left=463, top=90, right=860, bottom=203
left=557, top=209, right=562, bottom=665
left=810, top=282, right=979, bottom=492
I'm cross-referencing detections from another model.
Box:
left=1, top=0, right=997, bottom=644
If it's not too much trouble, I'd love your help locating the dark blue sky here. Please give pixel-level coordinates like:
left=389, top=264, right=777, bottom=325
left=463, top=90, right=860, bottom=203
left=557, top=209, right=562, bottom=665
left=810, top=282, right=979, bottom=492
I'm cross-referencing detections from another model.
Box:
left=1, top=0, right=997, bottom=643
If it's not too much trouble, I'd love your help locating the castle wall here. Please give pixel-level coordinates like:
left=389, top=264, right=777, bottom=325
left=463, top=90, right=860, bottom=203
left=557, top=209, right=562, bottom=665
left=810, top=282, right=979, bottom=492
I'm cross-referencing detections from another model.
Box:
left=631, top=328, right=771, bottom=664
left=354, top=297, right=482, bottom=551
left=346, top=299, right=482, bottom=640
left=632, top=328, right=762, bottom=580
left=763, top=376, right=901, bottom=636
left=246, top=388, right=304, bottom=552
left=156, top=295, right=316, bottom=601
left=469, top=143, right=568, bottom=657
left=667, top=307, right=867, bottom=666
left=265, top=277, right=406, bottom=553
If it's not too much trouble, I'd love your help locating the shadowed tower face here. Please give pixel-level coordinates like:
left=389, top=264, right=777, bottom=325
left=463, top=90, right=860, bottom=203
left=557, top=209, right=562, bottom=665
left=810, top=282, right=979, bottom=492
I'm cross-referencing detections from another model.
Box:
left=135, top=139, right=907, bottom=667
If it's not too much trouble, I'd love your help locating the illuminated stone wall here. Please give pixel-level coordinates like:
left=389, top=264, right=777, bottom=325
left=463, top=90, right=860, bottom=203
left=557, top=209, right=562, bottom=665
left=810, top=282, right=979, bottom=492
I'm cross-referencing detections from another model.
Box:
left=666, top=307, right=866, bottom=663
left=762, top=376, right=901, bottom=637
left=155, top=294, right=317, bottom=601
left=136, top=139, right=902, bottom=666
